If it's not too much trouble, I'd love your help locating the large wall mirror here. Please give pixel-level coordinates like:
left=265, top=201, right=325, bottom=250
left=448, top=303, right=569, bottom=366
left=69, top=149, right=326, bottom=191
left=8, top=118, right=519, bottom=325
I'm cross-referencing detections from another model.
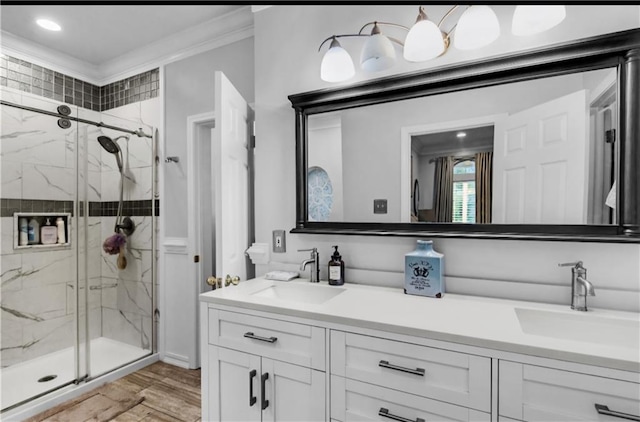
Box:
left=290, top=29, right=640, bottom=241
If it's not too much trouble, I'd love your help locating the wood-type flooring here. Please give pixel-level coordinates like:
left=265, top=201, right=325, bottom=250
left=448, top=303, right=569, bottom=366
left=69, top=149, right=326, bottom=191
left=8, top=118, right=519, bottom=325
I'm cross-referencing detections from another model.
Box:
left=25, top=361, right=201, bottom=422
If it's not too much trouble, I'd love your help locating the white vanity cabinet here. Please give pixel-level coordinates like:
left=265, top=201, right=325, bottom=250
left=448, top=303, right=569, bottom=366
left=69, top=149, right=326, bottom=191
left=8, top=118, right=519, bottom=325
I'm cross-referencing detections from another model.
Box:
left=200, top=280, right=639, bottom=422
left=202, top=307, right=326, bottom=421
left=499, top=361, right=640, bottom=421
left=330, top=331, right=492, bottom=422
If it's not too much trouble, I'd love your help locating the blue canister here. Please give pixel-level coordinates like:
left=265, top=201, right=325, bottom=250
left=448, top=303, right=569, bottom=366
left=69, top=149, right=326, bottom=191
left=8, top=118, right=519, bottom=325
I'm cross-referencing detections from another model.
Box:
left=404, top=240, right=444, bottom=298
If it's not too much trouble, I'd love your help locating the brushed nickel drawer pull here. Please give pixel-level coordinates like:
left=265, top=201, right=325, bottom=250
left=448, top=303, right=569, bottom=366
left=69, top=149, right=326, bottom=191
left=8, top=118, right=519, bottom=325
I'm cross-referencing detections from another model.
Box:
left=379, top=360, right=425, bottom=376
left=244, top=332, right=278, bottom=343
left=379, top=407, right=425, bottom=422
left=595, top=404, right=640, bottom=421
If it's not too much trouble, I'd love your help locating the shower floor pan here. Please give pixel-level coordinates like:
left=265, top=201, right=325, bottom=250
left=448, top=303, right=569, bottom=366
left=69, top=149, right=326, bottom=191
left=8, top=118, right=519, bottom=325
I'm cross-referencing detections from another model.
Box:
left=1, top=337, right=149, bottom=411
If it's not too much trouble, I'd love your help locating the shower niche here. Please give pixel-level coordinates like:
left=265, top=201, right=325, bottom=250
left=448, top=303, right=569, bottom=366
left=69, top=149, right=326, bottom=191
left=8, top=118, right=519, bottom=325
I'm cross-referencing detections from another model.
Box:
left=13, top=212, right=71, bottom=250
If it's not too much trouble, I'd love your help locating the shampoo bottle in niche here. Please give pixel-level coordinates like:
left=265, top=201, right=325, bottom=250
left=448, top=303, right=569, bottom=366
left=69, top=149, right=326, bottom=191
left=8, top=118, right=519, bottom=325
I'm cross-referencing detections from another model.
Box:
left=28, top=217, right=40, bottom=245
left=41, top=218, right=58, bottom=245
left=328, top=245, right=345, bottom=286
left=19, top=217, right=28, bottom=246
left=404, top=240, right=444, bottom=298
left=56, top=217, right=66, bottom=244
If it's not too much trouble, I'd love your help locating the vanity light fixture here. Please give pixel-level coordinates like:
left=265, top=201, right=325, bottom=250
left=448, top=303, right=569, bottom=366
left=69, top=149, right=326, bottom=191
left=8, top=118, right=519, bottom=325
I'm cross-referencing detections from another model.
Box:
left=456, top=132, right=467, bottom=139
left=319, top=5, right=500, bottom=82
left=319, top=5, right=565, bottom=83
left=36, top=18, right=61, bottom=31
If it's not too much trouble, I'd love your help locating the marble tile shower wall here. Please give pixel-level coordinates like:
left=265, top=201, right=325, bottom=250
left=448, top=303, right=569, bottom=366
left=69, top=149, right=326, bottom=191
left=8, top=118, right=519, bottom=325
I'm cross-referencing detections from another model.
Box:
left=1, top=87, right=156, bottom=368
left=0, top=54, right=159, bottom=111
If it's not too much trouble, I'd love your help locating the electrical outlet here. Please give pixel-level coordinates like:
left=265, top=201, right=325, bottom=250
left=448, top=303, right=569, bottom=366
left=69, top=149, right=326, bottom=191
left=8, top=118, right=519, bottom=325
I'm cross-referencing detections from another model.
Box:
left=373, top=199, right=388, bottom=214
left=273, top=229, right=286, bottom=253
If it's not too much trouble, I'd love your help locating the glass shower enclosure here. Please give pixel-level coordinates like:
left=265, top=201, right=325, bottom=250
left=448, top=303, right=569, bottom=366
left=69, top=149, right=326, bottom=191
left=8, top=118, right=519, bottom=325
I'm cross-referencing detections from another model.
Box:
left=1, top=87, right=157, bottom=412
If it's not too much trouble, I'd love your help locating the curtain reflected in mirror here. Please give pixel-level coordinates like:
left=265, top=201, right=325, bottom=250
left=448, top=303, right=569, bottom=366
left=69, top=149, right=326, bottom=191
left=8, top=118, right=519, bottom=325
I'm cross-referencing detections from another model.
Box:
left=475, top=151, right=493, bottom=224
left=434, top=157, right=453, bottom=222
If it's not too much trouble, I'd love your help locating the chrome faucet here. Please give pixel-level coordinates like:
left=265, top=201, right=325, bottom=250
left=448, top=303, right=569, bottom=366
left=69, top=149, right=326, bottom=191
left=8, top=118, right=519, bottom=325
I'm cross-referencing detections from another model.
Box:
left=299, top=248, right=320, bottom=283
left=558, top=261, right=596, bottom=311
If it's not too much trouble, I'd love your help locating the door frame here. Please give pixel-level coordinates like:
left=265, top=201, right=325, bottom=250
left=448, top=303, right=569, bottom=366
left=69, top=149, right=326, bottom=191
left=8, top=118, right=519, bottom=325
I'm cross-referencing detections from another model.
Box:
left=186, top=111, right=215, bottom=368
left=400, top=114, right=505, bottom=223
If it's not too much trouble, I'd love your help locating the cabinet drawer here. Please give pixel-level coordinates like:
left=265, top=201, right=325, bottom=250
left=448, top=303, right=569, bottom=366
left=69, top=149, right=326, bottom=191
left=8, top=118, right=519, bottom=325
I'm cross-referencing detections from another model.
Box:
left=499, top=361, right=640, bottom=421
left=208, top=308, right=325, bottom=370
left=331, top=331, right=491, bottom=412
left=331, top=375, right=490, bottom=422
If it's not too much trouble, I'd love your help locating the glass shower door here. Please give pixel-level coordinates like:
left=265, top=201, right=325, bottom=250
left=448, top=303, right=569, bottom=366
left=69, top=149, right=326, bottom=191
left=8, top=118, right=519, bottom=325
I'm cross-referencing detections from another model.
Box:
left=1, top=93, right=87, bottom=410
left=1, top=87, right=155, bottom=413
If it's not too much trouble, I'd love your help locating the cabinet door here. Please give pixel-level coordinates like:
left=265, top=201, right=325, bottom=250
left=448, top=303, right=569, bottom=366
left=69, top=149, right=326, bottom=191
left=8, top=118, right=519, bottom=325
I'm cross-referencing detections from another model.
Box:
left=207, top=346, right=262, bottom=422
left=262, top=358, right=326, bottom=422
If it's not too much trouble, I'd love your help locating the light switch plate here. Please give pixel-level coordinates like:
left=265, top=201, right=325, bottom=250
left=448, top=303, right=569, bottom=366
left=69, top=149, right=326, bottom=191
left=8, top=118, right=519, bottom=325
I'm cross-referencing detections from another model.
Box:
left=273, top=229, right=286, bottom=253
left=373, top=199, right=388, bottom=214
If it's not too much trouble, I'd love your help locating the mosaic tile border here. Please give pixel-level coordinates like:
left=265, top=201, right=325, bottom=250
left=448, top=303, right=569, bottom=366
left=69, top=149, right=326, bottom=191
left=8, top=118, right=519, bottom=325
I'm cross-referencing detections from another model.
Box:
left=0, top=54, right=159, bottom=112
left=0, top=198, right=160, bottom=217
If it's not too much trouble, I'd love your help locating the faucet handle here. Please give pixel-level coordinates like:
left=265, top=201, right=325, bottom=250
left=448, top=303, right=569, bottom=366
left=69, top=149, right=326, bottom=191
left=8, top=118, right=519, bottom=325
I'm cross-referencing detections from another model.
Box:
left=298, top=248, right=318, bottom=256
left=558, top=261, right=584, bottom=269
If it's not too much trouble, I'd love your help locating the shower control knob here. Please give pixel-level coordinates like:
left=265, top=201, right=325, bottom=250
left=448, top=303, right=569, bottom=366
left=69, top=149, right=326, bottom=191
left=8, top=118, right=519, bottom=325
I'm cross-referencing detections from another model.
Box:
left=231, top=276, right=240, bottom=285
left=225, top=274, right=232, bottom=287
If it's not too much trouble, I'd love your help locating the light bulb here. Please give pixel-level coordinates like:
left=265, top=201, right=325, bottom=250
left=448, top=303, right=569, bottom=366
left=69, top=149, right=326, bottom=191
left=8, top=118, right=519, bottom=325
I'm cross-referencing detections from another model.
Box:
left=320, top=38, right=355, bottom=83
left=512, top=5, right=566, bottom=36
left=454, top=6, right=500, bottom=50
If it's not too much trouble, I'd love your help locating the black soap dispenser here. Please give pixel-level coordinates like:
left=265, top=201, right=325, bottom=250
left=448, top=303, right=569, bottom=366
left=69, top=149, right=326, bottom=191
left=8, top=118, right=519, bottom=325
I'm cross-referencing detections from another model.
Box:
left=328, top=245, right=345, bottom=286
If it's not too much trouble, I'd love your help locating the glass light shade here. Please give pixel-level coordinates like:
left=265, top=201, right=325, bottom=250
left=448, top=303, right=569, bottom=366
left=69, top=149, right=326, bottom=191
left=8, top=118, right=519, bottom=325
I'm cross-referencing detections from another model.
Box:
left=360, top=33, right=396, bottom=72
left=403, top=19, right=445, bottom=62
left=454, top=6, right=500, bottom=50
left=511, top=5, right=566, bottom=36
left=320, top=42, right=355, bottom=83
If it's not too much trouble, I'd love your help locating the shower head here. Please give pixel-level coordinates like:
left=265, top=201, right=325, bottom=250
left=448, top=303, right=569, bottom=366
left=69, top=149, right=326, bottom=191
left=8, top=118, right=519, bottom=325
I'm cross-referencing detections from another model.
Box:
left=97, top=135, right=125, bottom=171
left=97, top=136, right=121, bottom=154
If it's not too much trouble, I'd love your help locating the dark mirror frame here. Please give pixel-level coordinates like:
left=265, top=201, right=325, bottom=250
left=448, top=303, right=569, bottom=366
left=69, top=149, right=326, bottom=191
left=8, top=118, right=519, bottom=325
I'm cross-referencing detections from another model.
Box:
left=289, top=29, right=640, bottom=243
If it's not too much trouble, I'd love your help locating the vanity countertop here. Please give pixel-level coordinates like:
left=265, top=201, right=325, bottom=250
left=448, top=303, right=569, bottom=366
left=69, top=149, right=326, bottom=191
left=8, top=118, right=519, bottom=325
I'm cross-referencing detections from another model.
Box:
left=200, top=277, right=640, bottom=373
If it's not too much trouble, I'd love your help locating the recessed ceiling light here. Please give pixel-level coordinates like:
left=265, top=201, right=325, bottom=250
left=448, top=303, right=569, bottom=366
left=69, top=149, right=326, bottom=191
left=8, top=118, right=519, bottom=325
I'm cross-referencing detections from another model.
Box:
left=456, top=132, right=467, bottom=138
left=36, top=19, right=61, bottom=31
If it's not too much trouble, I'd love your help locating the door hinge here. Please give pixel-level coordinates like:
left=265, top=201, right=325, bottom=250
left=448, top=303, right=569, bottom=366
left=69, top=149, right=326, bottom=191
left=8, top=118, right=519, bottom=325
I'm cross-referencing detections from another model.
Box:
left=252, top=121, right=256, bottom=137
left=194, top=255, right=200, bottom=263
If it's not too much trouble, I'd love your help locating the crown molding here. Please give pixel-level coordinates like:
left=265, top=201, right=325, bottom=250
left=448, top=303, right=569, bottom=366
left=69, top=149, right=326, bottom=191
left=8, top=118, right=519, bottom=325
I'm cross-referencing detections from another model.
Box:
left=0, top=30, right=103, bottom=84
left=0, top=6, right=254, bottom=86
left=97, top=6, right=254, bottom=85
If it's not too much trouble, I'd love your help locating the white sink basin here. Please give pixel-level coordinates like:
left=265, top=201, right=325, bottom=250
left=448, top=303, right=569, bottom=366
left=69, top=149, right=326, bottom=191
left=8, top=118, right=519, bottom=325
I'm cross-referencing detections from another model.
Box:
left=251, top=283, right=345, bottom=305
left=515, top=307, right=640, bottom=349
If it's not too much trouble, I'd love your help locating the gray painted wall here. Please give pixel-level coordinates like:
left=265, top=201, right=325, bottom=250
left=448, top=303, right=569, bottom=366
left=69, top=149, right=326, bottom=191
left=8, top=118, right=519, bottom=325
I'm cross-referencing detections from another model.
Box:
left=164, top=37, right=254, bottom=237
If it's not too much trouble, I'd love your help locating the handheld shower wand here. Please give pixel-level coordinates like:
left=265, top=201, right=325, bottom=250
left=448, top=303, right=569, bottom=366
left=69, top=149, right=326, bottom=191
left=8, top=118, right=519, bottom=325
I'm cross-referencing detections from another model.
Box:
left=97, top=135, right=134, bottom=234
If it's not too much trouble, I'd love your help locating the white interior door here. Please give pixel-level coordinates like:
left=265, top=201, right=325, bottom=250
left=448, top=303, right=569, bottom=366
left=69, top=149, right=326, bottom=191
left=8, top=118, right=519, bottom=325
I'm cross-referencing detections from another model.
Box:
left=213, top=71, right=249, bottom=280
left=492, top=90, right=588, bottom=224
